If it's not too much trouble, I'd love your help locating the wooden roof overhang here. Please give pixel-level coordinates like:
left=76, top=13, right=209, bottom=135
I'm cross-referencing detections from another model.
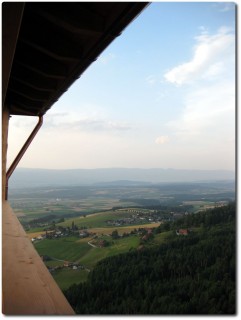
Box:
left=2, top=2, right=149, bottom=314
left=3, top=2, right=148, bottom=116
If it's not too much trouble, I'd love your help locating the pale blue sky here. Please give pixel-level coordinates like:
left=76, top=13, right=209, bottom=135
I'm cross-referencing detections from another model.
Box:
left=8, top=1, right=236, bottom=170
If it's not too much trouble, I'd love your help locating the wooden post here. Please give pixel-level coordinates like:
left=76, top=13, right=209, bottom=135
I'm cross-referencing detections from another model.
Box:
left=2, top=107, right=9, bottom=201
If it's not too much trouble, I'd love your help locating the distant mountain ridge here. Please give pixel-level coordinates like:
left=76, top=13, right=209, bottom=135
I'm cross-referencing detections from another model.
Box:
left=8, top=167, right=235, bottom=188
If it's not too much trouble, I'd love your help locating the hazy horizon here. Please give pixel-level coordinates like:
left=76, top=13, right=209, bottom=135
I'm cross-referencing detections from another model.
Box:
left=9, top=167, right=235, bottom=189
left=13, top=166, right=236, bottom=172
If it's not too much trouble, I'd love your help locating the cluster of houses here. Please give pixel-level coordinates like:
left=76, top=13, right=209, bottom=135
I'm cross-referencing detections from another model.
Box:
left=31, top=227, right=94, bottom=242
left=105, top=213, right=162, bottom=227
left=105, top=208, right=189, bottom=227
left=176, top=229, right=190, bottom=236
left=106, top=218, right=140, bottom=227
left=45, top=260, right=87, bottom=274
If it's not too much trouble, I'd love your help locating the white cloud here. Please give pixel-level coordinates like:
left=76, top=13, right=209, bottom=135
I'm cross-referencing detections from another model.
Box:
left=164, top=27, right=235, bottom=85
left=43, top=114, right=131, bottom=133
left=218, top=2, right=235, bottom=12
left=162, top=25, right=235, bottom=171
left=64, top=118, right=131, bottom=132
left=155, top=136, right=170, bottom=145
left=167, top=80, right=235, bottom=138
left=164, top=26, right=235, bottom=139
left=9, top=116, right=38, bottom=128
left=146, top=75, right=157, bottom=86
left=198, top=26, right=209, bottom=35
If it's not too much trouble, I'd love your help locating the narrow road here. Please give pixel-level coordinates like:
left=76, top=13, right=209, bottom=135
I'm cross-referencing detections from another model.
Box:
left=88, top=240, right=97, bottom=248
left=49, top=256, right=66, bottom=262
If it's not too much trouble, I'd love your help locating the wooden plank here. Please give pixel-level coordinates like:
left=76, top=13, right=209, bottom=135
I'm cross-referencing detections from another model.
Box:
left=2, top=201, right=75, bottom=315
left=2, top=108, right=9, bottom=201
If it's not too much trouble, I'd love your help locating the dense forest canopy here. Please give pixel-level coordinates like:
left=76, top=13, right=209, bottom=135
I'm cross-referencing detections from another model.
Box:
left=64, top=203, right=236, bottom=314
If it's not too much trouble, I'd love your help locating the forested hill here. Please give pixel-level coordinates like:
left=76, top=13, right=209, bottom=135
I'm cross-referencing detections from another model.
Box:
left=64, top=203, right=236, bottom=315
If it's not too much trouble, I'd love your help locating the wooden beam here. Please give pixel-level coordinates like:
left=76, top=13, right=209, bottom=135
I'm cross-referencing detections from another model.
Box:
left=30, top=4, right=105, bottom=35
left=11, top=65, right=58, bottom=90
left=2, top=201, right=75, bottom=315
left=15, top=61, right=66, bottom=79
left=8, top=105, right=39, bottom=116
left=11, top=76, right=56, bottom=92
left=2, top=3, right=25, bottom=105
left=9, top=87, right=50, bottom=102
left=9, top=92, right=47, bottom=110
left=14, top=42, right=68, bottom=78
left=21, top=38, right=81, bottom=62
left=9, top=78, right=52, bottom=101
left=2, top=108, right=9, bottom=201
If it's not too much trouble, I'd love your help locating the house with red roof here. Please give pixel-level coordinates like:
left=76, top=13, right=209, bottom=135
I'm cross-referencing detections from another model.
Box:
left=176, top=229, right=189, bottom=236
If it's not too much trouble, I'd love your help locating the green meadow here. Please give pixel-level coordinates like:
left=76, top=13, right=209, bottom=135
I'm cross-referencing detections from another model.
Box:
left=34, top=232, right=143, bottom=289
left=79, top=235, right=140, bottom=268
left=34, top=236, right=91, bottom=262
left=13, top=182, right=234, bottom=292
left=53, top=269, right=89, bottom=290
left=57, top=209, right=133, bottom=229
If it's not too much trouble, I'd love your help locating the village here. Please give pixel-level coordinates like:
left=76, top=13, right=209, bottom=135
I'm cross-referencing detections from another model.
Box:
left=29, top=206, right=192, bottom=279
left=105, top=208, right=187, bottom=227
left=40, top=225, right=190, bottom=276
left=31, top=222, right=93, bottom=243
left=30, top=206, right=191, bottom=244
left=32, top=216, right=191, bottom=278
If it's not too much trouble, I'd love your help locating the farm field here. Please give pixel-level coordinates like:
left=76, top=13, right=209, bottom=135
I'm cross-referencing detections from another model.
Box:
left=53, top=268, right=89, bottom=290
left=34, top=226, right=185, bottom=290
left=33, top=230, right=146, bottom=289
left=88, top=223, right=160, bottom=236
left=9, top=181, right=235, bottom=291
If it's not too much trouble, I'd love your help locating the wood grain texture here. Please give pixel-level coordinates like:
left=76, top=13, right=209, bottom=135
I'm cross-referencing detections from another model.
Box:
left=2, top=201, right=75, bottom=315
left=2, top=108, right=9, bottom=201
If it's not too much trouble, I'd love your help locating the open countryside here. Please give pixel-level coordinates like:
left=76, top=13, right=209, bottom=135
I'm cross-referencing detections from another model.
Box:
left=9, top=181, right=235, bottom=291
